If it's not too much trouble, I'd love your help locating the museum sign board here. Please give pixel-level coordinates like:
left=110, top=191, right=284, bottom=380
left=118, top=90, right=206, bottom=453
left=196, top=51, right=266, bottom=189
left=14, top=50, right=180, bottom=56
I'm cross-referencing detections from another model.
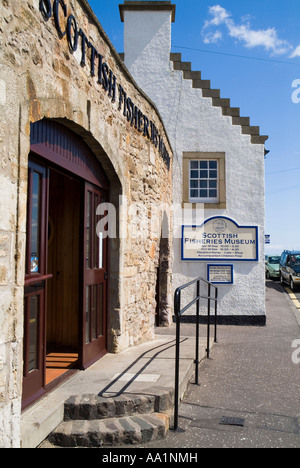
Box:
left=182, top=217, right=258, bottom=262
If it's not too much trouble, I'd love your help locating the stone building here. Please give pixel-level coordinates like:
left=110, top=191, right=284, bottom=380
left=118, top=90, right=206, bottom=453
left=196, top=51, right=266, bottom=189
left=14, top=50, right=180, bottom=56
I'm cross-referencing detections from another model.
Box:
left=120, top=1, right=268, bottom=324
left=0, top=0, right=269, bottom=448
left=0, top=0, right=173, bottom=447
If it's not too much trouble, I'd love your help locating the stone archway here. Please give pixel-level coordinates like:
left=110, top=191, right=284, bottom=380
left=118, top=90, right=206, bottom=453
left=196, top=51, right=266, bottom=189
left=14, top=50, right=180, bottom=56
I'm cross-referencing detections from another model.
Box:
left=22, top=118, right=123, bottom=408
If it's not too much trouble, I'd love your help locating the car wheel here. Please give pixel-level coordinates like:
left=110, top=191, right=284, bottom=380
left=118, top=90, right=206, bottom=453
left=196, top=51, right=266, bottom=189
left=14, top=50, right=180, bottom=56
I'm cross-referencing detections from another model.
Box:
left=266, top=270, right=270, bottom=280
left=290, top=277, right=295, bottom=291
left=280, top=273, right=284, bottom=285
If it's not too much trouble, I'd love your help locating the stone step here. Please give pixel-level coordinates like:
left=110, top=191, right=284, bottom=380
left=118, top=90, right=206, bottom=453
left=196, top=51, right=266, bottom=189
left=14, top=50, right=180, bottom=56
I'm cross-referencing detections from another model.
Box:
left=38, top=388, right=174, bottom=448
left=222, top=106, right=240, bottom=117
left=241, top=125, right=260, bottom=136
left=63, top=388, right=173, bottom=421
left=183, top=70, right=202, bottom=80
left=64, top=393, right=158, bottom=421
left=192, top=79, right=211, bottom=89
left=170, top=52, right=182, bottom=62
left=212, top=97, right=231, bottom=108
left=46, top=413, right=169, bottom=447
left=232, top=116, right=250, bottom=127
left=251, top=134, right=269, bottom=145
left=173, top=61, right=192, bottom=71
left=202, top=88, right=220, bottom=98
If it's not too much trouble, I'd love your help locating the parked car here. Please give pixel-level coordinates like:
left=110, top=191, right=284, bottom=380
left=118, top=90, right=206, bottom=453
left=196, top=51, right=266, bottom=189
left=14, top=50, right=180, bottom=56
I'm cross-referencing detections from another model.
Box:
left=279, top=250, right=300, bottom=291
left=265, top=255, right=280, bottom=280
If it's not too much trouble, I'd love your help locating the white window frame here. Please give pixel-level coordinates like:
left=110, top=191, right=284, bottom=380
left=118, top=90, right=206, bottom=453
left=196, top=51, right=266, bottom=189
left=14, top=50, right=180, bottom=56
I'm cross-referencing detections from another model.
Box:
left=189, top=159, right=219, bottom=204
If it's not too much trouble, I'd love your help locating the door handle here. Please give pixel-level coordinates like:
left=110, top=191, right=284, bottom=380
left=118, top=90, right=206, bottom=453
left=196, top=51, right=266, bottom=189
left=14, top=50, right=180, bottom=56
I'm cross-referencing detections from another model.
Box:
left=25, top=274, right=53, bottom=287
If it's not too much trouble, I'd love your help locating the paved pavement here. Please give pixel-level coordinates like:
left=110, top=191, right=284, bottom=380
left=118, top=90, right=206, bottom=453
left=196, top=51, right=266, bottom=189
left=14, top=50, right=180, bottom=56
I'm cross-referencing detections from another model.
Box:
left=136, top=280, right=300, bottom=449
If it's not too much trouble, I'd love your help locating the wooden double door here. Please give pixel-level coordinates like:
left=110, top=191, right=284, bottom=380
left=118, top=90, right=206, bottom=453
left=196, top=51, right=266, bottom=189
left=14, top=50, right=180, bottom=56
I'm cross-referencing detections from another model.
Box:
left=23, top=154, right=109, bottom=409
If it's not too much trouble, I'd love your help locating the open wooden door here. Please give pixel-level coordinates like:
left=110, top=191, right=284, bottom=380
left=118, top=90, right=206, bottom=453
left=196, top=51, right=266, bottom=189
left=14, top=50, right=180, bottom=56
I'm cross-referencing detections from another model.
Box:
left=23, top=120, right=111, bottom=408
left=81, top=183, right=108, bottom=368
left=22, top=159, right=52, bottom=408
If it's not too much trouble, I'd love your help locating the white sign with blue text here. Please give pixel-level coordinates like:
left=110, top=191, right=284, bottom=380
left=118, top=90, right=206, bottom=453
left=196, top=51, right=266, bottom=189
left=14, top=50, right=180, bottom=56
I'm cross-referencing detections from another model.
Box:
left=182, top=217, right=258, bottom=262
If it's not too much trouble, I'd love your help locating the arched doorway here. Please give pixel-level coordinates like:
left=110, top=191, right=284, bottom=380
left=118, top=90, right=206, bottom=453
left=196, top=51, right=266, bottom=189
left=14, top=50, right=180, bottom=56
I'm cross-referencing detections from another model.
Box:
left=22, top=120, right=110, bottom=409
left=155, top=212, right=172, bottom=327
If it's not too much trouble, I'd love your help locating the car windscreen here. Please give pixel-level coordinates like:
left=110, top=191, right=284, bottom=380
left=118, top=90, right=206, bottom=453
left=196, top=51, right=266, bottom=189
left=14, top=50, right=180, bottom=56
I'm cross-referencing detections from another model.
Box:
left=291, top=255, right=300, bottom=265
left=268, top=257, right=280, bottom=264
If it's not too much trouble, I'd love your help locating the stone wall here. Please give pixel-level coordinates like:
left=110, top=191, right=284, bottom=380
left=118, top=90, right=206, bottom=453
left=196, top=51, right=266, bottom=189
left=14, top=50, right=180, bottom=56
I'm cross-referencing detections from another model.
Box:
left=0, top=0, right=172, bottom=447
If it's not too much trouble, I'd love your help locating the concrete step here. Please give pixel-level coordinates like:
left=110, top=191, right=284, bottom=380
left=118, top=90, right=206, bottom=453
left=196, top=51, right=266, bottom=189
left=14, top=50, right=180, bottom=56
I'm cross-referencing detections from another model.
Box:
left=46, top=413, right=169, bottom=447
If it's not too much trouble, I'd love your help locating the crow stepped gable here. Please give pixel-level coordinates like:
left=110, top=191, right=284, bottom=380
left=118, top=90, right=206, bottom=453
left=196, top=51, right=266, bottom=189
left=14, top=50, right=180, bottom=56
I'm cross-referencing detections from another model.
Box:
left=0, top=0, right=172, bottom=447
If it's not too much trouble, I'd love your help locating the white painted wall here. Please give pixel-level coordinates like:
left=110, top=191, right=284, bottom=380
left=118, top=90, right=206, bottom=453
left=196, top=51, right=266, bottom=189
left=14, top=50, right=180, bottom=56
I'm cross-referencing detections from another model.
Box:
left=122, top=7, right=266, bottom=321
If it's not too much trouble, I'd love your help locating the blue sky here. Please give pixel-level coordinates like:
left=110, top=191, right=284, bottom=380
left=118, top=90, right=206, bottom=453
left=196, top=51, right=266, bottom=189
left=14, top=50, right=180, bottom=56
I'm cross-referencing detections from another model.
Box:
left=88, top=0, right=300, bottom=255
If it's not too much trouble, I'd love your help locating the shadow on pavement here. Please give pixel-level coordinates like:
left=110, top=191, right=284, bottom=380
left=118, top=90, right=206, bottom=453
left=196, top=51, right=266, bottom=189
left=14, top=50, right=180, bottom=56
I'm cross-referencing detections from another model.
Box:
left=265, top=279, right=286, bottom=293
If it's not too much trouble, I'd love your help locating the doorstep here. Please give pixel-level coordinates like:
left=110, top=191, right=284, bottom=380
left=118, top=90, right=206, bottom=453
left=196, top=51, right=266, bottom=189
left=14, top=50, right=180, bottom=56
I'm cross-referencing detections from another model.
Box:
left=21, top=333, right=212, bottom=448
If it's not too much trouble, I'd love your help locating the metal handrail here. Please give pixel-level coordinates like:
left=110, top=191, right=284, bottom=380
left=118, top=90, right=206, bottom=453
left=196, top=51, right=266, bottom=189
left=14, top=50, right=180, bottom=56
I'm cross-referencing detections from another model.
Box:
left=173, top=277, right=218, bottom=430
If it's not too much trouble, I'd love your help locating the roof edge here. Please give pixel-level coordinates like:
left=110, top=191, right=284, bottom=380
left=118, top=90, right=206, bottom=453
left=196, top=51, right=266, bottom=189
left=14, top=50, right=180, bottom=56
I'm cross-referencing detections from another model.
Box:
left=119, top=1, right=176, bottom=22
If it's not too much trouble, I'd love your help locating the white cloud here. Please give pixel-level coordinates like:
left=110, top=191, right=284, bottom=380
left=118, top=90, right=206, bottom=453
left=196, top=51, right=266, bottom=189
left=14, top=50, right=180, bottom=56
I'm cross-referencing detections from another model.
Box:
left=202, top=5, right=292, bottom=56
left=203, top=5, right=231, bottom=28
left=290, top=45, right=300, bottom=58
left=228, top=24, right=291, bottom=55
left=203, top=31, right=223, bottom=45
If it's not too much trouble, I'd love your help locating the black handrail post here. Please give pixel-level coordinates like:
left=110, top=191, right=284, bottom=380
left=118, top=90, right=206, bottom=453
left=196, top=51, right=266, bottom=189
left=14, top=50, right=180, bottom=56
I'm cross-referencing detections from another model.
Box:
left=214, top=287, right=218, bottom=343
left=174, top=289, right=181, bottom=431
left=195, top=279, right=200, bottom=385
left=173, top=277, right=218, bottom=430
left=207, top=283, right=211, bottom=359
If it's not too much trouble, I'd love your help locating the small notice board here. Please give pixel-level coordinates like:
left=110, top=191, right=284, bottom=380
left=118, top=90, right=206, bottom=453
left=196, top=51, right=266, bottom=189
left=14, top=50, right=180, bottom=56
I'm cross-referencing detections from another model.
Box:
left=207, top=264, right=233, bottom=285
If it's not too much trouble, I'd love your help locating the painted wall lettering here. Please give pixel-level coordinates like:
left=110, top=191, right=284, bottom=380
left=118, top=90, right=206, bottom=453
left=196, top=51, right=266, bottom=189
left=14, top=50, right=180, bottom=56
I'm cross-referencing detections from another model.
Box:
left=39, top=0, right=170, bottom=169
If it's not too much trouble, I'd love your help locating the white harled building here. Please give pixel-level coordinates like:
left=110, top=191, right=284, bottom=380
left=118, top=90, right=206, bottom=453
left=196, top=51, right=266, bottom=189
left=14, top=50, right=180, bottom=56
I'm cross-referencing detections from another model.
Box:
left=120, top=1, right=268, bottom=325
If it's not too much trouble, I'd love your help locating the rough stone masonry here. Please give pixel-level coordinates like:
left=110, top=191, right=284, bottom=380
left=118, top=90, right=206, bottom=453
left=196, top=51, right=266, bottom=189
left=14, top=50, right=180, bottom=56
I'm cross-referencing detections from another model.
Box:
left=0, top=0, right=173, bottom=447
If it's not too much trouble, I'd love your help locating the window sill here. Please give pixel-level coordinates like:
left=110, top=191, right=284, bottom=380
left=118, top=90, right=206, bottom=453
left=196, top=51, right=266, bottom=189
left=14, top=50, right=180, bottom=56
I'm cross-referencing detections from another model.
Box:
left=183, top=201, right=227, bottom=210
